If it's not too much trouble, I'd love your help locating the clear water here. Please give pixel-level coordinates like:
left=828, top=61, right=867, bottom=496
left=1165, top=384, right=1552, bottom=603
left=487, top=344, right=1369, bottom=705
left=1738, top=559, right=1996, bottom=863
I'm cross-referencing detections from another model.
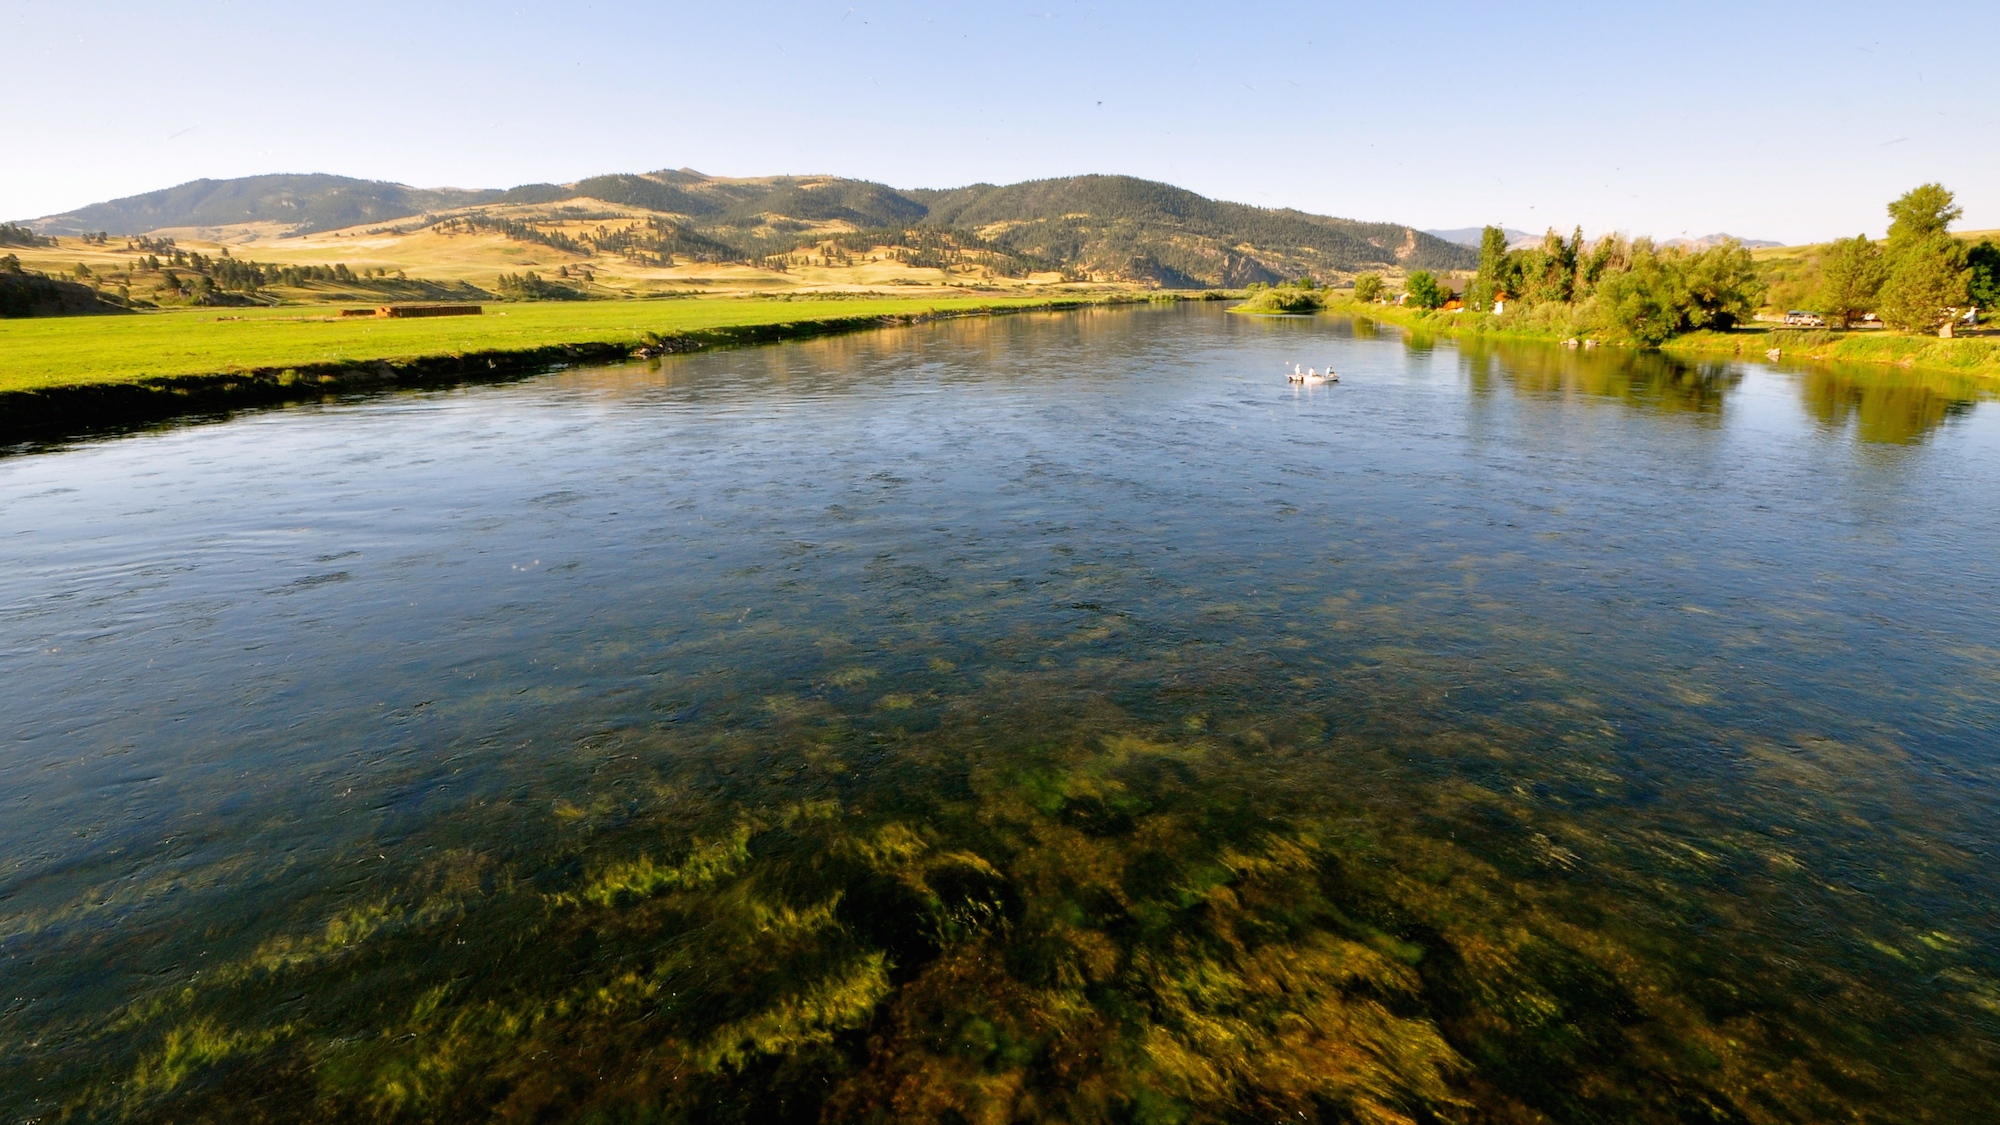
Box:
left=2, top=305, right=1996, bottom=1122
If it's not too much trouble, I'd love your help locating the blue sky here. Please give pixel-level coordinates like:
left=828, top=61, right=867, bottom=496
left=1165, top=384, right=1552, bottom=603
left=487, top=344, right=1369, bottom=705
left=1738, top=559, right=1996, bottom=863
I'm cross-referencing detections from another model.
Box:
left=7, top=0, right=1995, bottom=243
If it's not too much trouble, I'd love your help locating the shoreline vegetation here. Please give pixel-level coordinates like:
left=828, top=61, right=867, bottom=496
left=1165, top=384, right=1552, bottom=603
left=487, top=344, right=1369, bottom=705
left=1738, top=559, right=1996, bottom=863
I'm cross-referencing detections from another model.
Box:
left=1231, top=285, right=2000, bottom=383
left=8, top=284, right=1994, bottom=450
left=1227, top=180, right=1999, bottom=385
left=0, top=295, right=1161, bottom=446
left=1310, top=296, right=2000, bottom=384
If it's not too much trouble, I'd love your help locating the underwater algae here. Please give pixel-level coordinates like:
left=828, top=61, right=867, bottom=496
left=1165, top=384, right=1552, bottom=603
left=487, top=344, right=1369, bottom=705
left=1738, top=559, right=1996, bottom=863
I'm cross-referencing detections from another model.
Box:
left=12, top=655, right=1993, bottom=1125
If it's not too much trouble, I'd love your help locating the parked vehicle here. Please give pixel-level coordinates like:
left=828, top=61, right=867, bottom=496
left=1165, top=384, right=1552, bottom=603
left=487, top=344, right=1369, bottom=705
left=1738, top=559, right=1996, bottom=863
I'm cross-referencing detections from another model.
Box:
left=1782, top=310, right=1827, bottom=327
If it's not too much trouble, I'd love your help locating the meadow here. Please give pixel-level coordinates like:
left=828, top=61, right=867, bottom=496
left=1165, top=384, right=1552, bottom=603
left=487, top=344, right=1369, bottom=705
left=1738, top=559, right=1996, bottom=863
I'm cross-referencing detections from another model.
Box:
left=0, top=296, right=1071, bottom=394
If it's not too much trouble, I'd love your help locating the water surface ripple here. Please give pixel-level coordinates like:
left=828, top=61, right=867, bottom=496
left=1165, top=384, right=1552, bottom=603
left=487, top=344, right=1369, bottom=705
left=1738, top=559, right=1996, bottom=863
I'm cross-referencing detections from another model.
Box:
left=2, top=305, right=1996, bottom=1122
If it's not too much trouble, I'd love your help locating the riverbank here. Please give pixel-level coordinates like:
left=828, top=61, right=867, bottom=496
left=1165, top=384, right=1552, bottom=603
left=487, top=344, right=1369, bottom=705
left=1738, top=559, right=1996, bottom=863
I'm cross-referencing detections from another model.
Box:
left=1320, top=297, right=2000, bottom=383
left=0, top=295, right=1138, bottom=445
left=1665, top=324, right=2000, bottom=378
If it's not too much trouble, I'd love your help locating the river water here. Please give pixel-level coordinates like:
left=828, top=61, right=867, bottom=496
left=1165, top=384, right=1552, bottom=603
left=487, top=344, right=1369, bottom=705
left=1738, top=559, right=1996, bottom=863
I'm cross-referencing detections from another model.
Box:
left=2, top=304, right=1996, bottom=1122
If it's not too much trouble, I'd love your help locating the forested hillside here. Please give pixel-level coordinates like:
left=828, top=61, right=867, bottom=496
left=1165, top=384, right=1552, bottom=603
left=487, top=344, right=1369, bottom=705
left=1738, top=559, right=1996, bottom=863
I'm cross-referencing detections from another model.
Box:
left=25, top=170, right=1473, bottom=287
left=30, top=175, right=517, bottom=239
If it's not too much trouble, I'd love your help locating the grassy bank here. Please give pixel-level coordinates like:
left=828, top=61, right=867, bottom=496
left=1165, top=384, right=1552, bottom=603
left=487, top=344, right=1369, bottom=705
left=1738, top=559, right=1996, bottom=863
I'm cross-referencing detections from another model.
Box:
left=0, top=295, right=1128, bottom=444
left=0, top=296, right=1094, bottom=393
left=1665, top=325, right=2000, bottom=378
left=1318, top=297, right=2000, bottom=383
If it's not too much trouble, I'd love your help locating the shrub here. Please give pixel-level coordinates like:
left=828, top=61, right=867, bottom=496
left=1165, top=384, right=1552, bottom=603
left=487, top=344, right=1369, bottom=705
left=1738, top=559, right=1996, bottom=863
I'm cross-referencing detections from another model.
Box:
left=496, top=271, right=586, bottom=301
left=1405, top=271, right=1448, bottom=310
left=1593, top=252, right=1684, bottom=345
left=1238, top=287, right=1324, bottom=313
left=1593, top=241, right=1757, bottom=344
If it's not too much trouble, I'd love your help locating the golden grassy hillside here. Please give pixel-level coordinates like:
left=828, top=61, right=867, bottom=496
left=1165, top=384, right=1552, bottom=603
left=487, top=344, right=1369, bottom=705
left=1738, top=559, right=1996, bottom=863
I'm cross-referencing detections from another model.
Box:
left=4, top=196, right=1094, bottom=310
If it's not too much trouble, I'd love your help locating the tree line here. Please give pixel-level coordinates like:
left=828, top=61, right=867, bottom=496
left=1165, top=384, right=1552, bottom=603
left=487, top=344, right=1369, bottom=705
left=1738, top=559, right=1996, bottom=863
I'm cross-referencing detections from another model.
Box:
left=1443, top=228, right=1761, bottom=344
left=1399, top=184, right=1992, bottom=342
left=495, top=271, right=584, bottom=300
left=0, top=222, right=53, bottom=248
left=126, top=248, right=388, bottom=293
left=809, top=226, right=1062, bottom=278
left=0, top=224, right=113, bottom=249
left=434, top=214, right=589, bottom=255
left=1377, top=233, right=1761, bottom=345
left=56, top=245, right=440, bottom=306
left=589, top=217, right=738, bottom=266
left=1780, top=184, right=1996, bottom=334
left=436, top=213, right=736, bottom=266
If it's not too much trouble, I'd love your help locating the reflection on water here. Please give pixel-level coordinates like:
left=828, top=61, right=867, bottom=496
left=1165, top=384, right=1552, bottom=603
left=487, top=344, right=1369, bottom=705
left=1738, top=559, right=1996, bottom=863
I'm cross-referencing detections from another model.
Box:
left=1458, top=337, right=1740, bottom=416
left=1798, top=365, right=1982, bottom=445
left=1, top=306, right=1996, bottom=1122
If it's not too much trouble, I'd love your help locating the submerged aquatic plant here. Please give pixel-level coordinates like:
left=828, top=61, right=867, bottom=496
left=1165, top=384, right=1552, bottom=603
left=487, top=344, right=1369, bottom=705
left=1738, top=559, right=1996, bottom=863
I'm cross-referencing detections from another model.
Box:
left=17, top=689, right=1992, bottom=1124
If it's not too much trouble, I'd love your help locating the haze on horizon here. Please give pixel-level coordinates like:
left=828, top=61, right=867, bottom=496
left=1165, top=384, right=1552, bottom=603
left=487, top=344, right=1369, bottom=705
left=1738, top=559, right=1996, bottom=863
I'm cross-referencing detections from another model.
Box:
left=7, top=0, right=1995, bottom=245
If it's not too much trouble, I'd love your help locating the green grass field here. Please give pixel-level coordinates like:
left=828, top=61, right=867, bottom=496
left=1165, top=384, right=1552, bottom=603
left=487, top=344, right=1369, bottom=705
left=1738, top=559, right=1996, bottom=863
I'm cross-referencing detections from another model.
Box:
left=0, top=296, right=1060, bottom=394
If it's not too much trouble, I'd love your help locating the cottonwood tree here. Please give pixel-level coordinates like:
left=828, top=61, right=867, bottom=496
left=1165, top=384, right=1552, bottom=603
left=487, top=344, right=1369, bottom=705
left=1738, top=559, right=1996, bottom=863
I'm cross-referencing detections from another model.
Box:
left=1886, top=183, right=1961, bottom=251
left=1813, top=235, right=1887, bottom=328
left=1879, top=236, right=1970, bottom=335
left=1677, top=241, right=1758, bottom=329
left=1878, top=184, right=1970, bottom=335
left=1404, top=271, right=1448, bottom=309
left=1592, top=241, right=1757, bottom=343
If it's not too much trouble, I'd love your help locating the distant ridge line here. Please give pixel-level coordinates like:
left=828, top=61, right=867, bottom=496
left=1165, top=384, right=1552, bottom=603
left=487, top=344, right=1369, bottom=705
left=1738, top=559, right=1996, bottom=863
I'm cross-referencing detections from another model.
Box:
left=1426, top=226, right=1781, bottom=251
left=22, top=170, right=1477, bottom=286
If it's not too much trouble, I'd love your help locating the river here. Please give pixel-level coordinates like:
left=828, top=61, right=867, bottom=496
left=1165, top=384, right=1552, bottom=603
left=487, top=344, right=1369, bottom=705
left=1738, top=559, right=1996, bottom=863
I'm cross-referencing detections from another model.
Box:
left=2, top=304, right=1995, bottom=1122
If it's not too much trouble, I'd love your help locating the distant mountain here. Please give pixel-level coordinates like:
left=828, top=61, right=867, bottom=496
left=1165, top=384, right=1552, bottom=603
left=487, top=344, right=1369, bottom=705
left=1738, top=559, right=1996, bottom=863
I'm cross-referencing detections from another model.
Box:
left=907, top=175, right=1472, bottom=284
left=1663, top=233, right=1782, bottom=250
left=1423, top=226, right=1534, bottom=248
left=1429, top=225, right=1782, bottom=253
left=23, top=170, right=1475, bottom=286
left=27, top=174, right=522, bottom=237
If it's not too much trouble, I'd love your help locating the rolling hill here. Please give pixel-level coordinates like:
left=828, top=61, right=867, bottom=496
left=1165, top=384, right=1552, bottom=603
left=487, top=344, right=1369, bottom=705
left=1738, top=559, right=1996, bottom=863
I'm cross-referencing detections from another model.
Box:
left=24, top=170, right=1474, bottom=287
left=27, top=175, right=547, bottom=239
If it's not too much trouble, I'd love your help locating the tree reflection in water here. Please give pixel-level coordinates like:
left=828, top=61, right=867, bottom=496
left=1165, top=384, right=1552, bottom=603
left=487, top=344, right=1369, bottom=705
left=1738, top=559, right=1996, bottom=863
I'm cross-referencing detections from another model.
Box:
left=1798, top=365, right=1980, bottom=445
